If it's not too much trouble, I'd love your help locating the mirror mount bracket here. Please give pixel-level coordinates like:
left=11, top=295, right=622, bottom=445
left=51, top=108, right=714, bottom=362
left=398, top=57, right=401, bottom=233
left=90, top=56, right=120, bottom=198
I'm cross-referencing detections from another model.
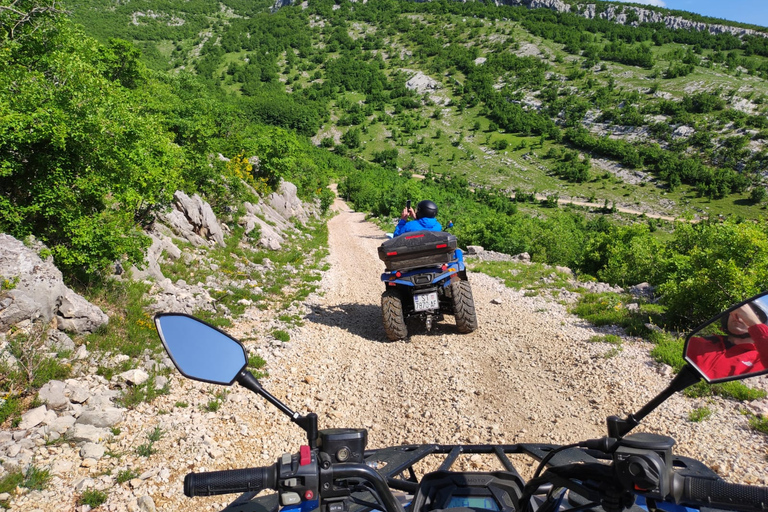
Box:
left=295, top=413, right=318, bottom=450
left=607, top=364, right=701, bottom=439
left=237, top=370, right=318, bottom=449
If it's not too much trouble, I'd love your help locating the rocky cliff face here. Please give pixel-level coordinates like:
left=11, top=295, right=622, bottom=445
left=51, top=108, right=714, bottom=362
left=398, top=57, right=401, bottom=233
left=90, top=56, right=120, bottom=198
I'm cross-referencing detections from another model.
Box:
left=298, top=0, right=766, bottom=39
left=498, top=1, right=764, bottom=38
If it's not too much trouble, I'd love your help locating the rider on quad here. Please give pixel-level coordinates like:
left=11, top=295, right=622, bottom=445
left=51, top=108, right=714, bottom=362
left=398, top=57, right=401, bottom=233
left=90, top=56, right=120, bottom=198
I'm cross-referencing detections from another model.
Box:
left=394, top=200, right=441, bottom=237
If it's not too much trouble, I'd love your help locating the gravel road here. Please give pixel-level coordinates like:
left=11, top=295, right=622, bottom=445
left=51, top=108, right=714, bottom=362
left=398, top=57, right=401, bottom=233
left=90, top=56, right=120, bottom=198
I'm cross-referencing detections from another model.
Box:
left=12, top=196, right=766, bottom=511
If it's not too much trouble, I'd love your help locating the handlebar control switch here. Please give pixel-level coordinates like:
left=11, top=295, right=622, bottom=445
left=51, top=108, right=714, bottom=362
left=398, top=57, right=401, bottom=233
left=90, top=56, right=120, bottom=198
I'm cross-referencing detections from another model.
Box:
left=614, top=433, right=675, bottom=501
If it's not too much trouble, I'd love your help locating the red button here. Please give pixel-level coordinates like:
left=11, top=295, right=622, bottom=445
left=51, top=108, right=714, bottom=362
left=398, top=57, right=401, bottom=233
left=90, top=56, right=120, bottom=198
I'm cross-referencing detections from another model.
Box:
left=300, top=445, right=311, bottom=466
left=305, top=490, right=315, bottom=500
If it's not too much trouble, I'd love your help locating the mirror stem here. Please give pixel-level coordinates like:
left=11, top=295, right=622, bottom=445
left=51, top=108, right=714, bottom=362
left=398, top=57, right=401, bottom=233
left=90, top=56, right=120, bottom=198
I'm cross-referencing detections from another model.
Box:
left=237, top=370, right=318, bottom=449
left=607, top=365, right=701, bottom=438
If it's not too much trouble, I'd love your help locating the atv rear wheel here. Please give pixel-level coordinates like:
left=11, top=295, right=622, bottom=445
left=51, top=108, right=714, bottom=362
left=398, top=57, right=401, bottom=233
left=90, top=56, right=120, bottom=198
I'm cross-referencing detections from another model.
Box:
left=381, top=290, right=408, bottom=341
left=450, top=280, right=478, bottom=334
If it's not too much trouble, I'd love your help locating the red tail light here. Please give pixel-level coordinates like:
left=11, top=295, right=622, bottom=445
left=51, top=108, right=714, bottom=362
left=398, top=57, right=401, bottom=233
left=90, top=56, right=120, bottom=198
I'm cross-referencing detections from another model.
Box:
left=405, top=234, right=425, bottom=239
left=436, top=244, right=447, bottom=249
left=387, top=251, right=397, bottom=256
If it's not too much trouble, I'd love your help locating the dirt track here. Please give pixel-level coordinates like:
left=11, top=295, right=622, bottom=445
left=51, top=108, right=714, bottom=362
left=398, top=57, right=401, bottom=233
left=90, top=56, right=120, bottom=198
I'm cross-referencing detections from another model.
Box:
left=275, top=196, right=767, bottom=481
left=9, top=197, right=766, bottom=512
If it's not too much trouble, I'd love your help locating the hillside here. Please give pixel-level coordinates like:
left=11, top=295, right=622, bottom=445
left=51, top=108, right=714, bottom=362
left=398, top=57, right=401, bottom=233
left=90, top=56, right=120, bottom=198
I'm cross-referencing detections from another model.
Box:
left=62, top=0, right=768, bottom=221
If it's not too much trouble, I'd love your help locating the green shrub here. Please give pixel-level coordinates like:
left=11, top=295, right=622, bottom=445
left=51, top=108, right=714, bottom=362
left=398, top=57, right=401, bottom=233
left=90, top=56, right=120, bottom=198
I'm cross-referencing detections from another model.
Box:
left=116, top=469, right=139, bottom=484
left=588, top=334, right=622, bottom=345
left=272, top=329, right=290, bottom=342
left=78, top=489, right=108, bottom=508
left=684, top=380, right=767, bottom=401
left=136, top=426, right=164, bottom=457
left=0, top=397, right=22, bottom=427
left=748, top=414, right=768, bottom=434
left=688, top=406, right=713, bottom=422
left=649, top=333, right=685, bottom=371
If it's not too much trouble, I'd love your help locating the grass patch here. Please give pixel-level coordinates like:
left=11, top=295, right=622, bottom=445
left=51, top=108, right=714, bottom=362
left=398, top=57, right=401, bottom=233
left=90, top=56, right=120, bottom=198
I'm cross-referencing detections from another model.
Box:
left=0, top=323, right=71, bottom=426
left=271, top=329, right=290, bottom=342
left=78, top=489, right=108, bottom=508
left=747, top=413, right=768, bottom=435
left=116, top=373, right=170, bottom=409
left=688, top=406, right=713, bottom=422
left=136, top=426, right=164, bottom=457
left=588, top=334, right=622, bottom=345
left=649, top=331, right=686, bottom=371
left=0, top=466, right=52, bottom=503
left=571, top=292, right=666, bottom=338
left=247, top=354, right=268, bottom=379
left=84, top=280, right=159, bottom=358
left=469, top=261, right=573, bottom=291
left=116, top=468, right=139, bottom=484
left=684, top=380, right=767, bottom=401
left=0, top=397, right=22, bottom=428
left=202, top=389, right=229, bottom=412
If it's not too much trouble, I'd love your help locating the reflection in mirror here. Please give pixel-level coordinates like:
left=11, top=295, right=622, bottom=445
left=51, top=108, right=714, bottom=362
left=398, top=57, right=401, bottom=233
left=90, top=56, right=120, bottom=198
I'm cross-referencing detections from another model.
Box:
left=155, top=314, right=247, bottom=385
left=684, top=293, right=768, bottom=383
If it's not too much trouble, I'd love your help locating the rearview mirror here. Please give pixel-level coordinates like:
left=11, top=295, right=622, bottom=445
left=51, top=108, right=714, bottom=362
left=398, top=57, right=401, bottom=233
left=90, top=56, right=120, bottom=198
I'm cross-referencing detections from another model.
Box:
left=684, top=292, right=768, bottom=383
left=154, top=313, right=247, bottom=385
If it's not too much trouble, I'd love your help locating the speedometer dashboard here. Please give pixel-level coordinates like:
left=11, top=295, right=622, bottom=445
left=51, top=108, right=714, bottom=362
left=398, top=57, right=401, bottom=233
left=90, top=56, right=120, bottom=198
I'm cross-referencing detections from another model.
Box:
left=409, top=471, right=524, bottom=512
left=445, top=496, right=501, bottom=511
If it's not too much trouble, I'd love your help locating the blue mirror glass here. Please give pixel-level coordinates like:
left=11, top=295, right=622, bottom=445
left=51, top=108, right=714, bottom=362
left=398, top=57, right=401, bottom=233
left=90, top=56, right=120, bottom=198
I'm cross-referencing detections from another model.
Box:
left=155, top=314, right=247, bottom=385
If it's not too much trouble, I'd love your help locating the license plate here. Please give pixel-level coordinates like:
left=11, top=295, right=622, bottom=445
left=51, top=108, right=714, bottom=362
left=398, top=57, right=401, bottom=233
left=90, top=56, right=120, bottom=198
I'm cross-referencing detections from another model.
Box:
left=413, top=292, right=438, bottom=312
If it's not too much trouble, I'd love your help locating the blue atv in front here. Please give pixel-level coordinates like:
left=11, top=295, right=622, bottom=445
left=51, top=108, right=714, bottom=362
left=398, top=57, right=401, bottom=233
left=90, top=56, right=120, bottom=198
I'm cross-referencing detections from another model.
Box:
left=378, top=231, right=478, bottom=341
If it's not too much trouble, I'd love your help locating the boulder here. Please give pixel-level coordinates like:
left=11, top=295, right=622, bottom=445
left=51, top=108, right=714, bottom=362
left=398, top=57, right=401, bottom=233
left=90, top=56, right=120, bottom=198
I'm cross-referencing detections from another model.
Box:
left=56, top=289, right=109, bottom=333
left=169, top=191, right=225, bottom=247
left=75, top=408, right=124, bottom=428
left=38, top=381, right=70, bottom=411
left=129, top=229, right=183, bottom=281
left=0, top=234, right=108, bottom=334
left=267, top=181, right=314, bottom=225
left=161, top=209, right=207, bottom=247
left=67, top=424, right=111, bottom=444
left=118, top=369, right=149, bottom=386
left=18, top=405, right=48, bottom=430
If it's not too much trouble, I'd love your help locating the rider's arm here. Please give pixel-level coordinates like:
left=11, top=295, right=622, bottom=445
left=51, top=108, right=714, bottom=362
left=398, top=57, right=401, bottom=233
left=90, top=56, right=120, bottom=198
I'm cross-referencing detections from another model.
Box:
left=748, top=323, right=768, bottom=362
left=393, top=219, right=407, bottom=237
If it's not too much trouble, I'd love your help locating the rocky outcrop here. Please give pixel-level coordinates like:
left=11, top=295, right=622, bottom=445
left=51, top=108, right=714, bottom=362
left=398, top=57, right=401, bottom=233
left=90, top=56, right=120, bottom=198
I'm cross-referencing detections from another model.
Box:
left=0, top=234, right=109, bottom=334
left=578, top=3, right=765, bottom=38
left=373, top=0, right=768, bottom=39
left=239, top=180, right=320, bottom=250
left=160, top=191, right=226, bottom=248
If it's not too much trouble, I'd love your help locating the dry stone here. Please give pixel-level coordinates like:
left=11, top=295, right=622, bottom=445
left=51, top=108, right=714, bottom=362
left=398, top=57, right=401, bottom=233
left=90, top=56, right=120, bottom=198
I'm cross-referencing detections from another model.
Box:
left=0, top=234, right=108, bottom=334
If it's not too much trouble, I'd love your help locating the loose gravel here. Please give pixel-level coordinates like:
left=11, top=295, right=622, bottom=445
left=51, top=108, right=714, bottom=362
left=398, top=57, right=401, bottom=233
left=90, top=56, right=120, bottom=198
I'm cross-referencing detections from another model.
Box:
left=6, top=197, right=767, bottom=511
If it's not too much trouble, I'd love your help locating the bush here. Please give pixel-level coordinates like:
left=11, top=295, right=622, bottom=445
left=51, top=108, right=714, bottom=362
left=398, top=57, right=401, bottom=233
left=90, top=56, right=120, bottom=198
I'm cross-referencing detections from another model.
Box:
left=688, top=406, right=712, bottom=422
left=116, top=469, right=139, bottom=484
left=748, top=413, right=768, bottom=434
left=658, top=220, right=768, bottom=327
left=78, top=489, right=108, bottom=508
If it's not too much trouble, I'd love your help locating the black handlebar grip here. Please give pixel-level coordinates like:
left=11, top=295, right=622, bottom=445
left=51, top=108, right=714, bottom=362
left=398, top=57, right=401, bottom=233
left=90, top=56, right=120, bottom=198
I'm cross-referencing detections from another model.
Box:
left=682, top=477, right=768, bottom=512
left=184, top=464, right=277, bottom=497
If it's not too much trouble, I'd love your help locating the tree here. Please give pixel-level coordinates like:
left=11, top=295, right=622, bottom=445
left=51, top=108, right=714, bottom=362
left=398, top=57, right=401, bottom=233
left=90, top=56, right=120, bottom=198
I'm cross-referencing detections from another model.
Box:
left=1, top=14, right=184, bottom=278
left=750, top=186, right=767, bottom=205
left=342, top=127, right=361, bottom=149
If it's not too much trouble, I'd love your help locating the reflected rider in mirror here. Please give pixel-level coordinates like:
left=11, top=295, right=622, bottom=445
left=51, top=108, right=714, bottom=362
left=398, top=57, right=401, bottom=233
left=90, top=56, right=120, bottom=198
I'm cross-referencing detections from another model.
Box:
left=687, top=298, right=768, bottom=381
